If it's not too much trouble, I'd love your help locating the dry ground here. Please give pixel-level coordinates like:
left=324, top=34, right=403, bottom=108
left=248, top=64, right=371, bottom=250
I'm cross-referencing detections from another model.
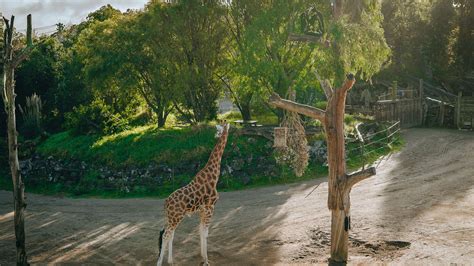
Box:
left=1, top=128, right=474, bottom=265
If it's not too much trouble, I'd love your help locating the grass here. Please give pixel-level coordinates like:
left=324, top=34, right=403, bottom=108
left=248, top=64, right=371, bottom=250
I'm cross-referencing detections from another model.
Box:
left=0, top=120, right=403, bottom=199
left=37, top=125, right=220, bottom=168
left=219, top=111, right=279, bottom=125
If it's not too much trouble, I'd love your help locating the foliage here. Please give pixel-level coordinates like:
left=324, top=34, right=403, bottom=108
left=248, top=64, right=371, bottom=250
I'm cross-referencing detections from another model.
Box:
left=64, top=99, right=129, bottom=136
left=453, top=0, right=474, bottom=77
left=425, top=0, right=456, bottom=81
left=76, top=9, right=173, bottom=128
left=162, top=0, right=228, bottom=124
left=18, top=93, right=43, bottom=139
left=381, top=0, right=429, bottom=77
left=337, top=1, right=391, bottom=81
left=379, top=0, right=473, bottom=89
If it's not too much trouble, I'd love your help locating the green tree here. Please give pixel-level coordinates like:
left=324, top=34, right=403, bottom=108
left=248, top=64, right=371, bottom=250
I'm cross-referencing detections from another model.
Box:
left=381, top=0, right=429, bottom=77
left=454, top=0, right=474, bottom=75
left=163, top=0, right=228, bottom=124
left=77, top=7, right=176, bottom=128
left=15, top=36, right=62, bottom=131
left=426, top=0, right=456, bottom=82
left=221, top=0, right=266, bottom=121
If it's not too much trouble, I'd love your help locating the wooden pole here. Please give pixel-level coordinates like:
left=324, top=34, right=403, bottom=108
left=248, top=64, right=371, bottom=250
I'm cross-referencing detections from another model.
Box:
left=419, top=79, right=424, bottom=125
left=270, top=74, right=376, bottom=263
left=439, top=102, right=445, bottom=126
left=1, top=14, right=33, bottom=266
left=456, top=91, right=462, bottom=129
left=391, top=81, right=397, bottom=100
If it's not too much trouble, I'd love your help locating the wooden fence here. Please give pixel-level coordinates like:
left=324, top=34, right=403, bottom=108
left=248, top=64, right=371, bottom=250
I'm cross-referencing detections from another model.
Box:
left=347, top=79, right=464, bottom=128
left=374, top=98, right=422, bottom=127
left=456, top=93, right=474, bottom=129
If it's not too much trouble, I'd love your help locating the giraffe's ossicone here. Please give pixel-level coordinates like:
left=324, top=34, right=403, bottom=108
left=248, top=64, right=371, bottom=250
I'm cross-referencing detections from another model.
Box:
left=157, top=121, right=231, bottom=266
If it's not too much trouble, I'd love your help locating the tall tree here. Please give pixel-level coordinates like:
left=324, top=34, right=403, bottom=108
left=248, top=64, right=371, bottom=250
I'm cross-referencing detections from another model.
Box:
left=231, top=0, right=322, bottom=121
left=14, top=36, right=64, bottom=132
left=454, top=0, right=474, bottom=75
left=426, top=0, right=456, bottom=82
left=1, top=14, right=33, bottom=266
left=381, top=0, right=429, bottom=77
left=221, top=0, right=267, bottom=121
left=77, top=7, right=175, bottom=127
left=164, top=0, right=228, bottom=124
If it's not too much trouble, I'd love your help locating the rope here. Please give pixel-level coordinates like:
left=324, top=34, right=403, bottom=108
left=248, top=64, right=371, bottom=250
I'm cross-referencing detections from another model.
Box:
left=365, top=121, right=400, bottom=139
left=304, top=183, right=321, bottom=199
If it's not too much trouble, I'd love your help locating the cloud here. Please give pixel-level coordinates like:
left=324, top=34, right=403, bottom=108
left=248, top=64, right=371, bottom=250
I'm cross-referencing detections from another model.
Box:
left=0, top=0, right=147, bottom=31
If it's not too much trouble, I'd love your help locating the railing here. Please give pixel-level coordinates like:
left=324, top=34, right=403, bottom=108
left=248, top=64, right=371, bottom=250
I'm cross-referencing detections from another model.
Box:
left=347, top=121, right=401, bottom=169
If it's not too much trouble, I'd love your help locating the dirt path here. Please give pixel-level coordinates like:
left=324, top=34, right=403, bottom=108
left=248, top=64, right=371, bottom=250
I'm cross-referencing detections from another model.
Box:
left=1, top=128, right=474, bottom=265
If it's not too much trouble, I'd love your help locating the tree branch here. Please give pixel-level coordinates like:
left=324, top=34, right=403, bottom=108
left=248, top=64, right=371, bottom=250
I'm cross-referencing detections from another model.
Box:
left=12, top=47, right=33, bottom=68
left=314, top=70, right=333, bottom=99
left=341, top=73, right=356, bottom=94
left=268, top=92, right=326, bottom=122
left=288, top=33, right=323, bottom=43
left=346, top=167, right=376, bottom=188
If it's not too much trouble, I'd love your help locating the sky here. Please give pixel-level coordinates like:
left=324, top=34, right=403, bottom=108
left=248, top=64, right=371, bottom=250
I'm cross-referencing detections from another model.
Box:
left=0, top=0, right=149, bottom=33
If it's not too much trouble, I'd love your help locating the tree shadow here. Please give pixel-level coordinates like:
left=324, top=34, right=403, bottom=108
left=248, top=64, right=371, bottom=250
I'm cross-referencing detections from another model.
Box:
left=0, top=179, right=322, bottom=265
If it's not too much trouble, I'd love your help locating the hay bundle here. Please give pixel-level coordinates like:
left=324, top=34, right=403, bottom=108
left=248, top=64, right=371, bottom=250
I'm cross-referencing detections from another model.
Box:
left=274, top=109, right=309, bottom=177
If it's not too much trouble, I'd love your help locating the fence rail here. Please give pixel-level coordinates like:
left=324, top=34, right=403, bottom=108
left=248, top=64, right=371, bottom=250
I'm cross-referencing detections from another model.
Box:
left=347, top=78, right=465, bottom=128
left=374, top=98, right=422, bottom=127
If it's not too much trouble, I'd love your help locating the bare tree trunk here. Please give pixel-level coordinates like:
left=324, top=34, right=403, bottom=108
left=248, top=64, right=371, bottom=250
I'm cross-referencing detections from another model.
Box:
left=4, top=63, right=28, bottom=265
left=269, top=74, right=376, bottom=264
left=2, top=14, right=33, bottom=266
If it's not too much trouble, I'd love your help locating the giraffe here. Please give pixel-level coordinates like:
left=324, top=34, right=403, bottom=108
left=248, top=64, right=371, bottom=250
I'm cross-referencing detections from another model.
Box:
left=157, top=121, right=230, bottom=266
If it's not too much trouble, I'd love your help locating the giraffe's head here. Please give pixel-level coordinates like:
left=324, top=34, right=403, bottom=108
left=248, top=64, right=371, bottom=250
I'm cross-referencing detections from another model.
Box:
left=215, top=120, right=230, bottom=138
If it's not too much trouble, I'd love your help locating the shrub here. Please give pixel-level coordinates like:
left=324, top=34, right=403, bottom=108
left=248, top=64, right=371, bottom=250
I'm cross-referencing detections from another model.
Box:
left=0, top=138, right=7, bottom=169
left=65, top=99, right=129, bottom=135
left=19, top=93, right=43, bottom=139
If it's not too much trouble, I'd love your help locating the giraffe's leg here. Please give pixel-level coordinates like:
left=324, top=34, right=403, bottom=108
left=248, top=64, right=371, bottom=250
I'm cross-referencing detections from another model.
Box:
left=200, top=223, right=209, bottom=264
left=199, top=206, right=214, bottom=266
left=167, top=229, right=175, bottom=264
left=157, top=228, right=172, bottom=266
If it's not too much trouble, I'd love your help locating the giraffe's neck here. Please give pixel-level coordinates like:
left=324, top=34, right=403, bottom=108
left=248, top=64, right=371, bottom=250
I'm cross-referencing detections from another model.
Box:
left=203, top=128, right=229, bottom=178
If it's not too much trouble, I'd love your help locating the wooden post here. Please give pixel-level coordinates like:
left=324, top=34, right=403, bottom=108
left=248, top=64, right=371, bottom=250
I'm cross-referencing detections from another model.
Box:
left=419, top=79, right=424, bottom=126
left=270, top=74, right=376, bottom=263
left=1, top=14, right=33, bottom=266
left=391, top=81, right=397, bottom=100
left=439, top=102, right=445, bottom=126
left=456, top=91, right=462, bottom=129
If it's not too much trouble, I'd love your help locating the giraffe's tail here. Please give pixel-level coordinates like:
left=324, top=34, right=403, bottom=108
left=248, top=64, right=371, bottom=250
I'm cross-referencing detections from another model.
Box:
left=158, top=228, right=165, bottom=256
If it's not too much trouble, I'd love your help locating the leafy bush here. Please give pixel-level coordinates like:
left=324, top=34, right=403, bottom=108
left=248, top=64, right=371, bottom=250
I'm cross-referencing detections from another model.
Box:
left=19, top=93, right=43, bottom=139
left=65, top=99, right=129, bottom=135
left=0, top=138, right=8, bottom=169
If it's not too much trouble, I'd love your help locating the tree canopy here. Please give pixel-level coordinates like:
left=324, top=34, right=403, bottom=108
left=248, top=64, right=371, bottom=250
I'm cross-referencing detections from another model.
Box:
left=1, top=0, right=472, bottom=136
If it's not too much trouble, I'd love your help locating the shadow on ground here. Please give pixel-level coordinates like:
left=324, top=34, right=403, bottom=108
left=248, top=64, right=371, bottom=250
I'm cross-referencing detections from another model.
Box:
left=0, top=179, right=321, bottom=265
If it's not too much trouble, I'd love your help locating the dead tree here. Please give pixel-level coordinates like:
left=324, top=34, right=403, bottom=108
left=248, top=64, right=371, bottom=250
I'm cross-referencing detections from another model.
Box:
left=1, top=14, right=33, bottom=265
left=269, top=73, right=376, bottom=263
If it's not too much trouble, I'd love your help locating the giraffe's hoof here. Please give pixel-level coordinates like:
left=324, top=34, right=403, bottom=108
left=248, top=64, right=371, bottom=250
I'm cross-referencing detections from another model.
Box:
left=200, top=261, right=209, bottom=266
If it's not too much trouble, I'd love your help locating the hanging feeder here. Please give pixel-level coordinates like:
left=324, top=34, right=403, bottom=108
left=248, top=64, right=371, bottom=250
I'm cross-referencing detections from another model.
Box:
left=273, top=127, right=288, bottom=148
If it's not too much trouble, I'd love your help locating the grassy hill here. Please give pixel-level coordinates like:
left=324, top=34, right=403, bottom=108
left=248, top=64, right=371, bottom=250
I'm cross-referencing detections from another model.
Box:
left=0, top=121, right=402, bottom=198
